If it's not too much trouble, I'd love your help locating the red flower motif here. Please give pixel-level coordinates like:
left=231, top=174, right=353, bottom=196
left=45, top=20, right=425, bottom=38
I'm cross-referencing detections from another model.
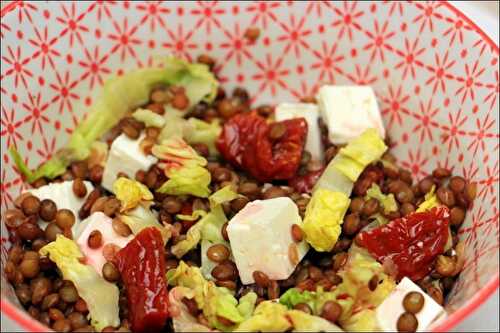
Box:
left=383, top=0, right=404, bottom=16
left=455, top=60, right=486, bottom=104
left=461, top=206, right=488, bottom=246
left=394, top=38, right=425, bottom=79
left=252, top=54, right=290, bottom=97
left=1, top=169, right=15, bottom=211
left=0, top=21, right=11, bottom=39
left=306, top=1, right=332, bottom=18
left=57, top=2, right=90, bottom=47
left=443, top=15, right=473, bottom=46
left=88, top=0, right=117, bottom=21
left=276, top=14, right=312, bottom=57
left=246, top=1, right=280, bottom=29
left=1, top=46, right=33, bottom=89
left=108, top=18, right=142, bottom=62
left=412, top=1, right=444, bottom=33
left=424, top=51, right=456, bottom=94
left=36, top=136, right=57, bottom=161
left=162, top=24, right=197, bottom=62
left=467, top=113, right=498, bottom=157
left=483, top=70, right=499, bottom=111
left=49, top=71, right=80, bottom=114
left=345, top=64, right=377, bottom=85
left=289, top=80, right=320, bottom=101
left=0, top=106, right=23, bottom=149
left=380, top=84, right=411, bottom=129
left=461, top=161, right=480, bottom=183
left=363, top=20, right=395, bottom=62
left=310, top=41, right=345, bottom=83
left=401, top=148, right=429, bottom=178
left=411, top=98, right=440, bottom=143
left=191, top=1, right=226, bottom=34
left=15, top=1, right=37, bottom=24
left=440, top=109, right=467, bottom=152
left=136, top=1, right=170, bottom=32
left=22, top=92, right=50, bottom=135
left=331, top=1, right=364, bottom=41
left=29, top=26, right=61, bottom=70
left=220, top=23, right=254, bottom=66
left=78, top=46, right=111, bottom=89
left=478, top=161, right=499, bottom=201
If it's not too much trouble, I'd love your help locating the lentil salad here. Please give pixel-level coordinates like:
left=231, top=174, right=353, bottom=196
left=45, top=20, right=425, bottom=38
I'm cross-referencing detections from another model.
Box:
left=3, top=53, right=475, bottom=333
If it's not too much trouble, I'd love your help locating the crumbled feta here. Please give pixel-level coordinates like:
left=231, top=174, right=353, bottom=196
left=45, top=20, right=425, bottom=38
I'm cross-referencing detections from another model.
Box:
left=316, top=85, right=385, bottom=144
left=227, top=197, right=309, bottom=284
left=28, top=180, right=94, bottom=231
left=375, top=277, right=445, bottom=332
left=101, top=133, right=157, bottom=191
left=275, top=103, right=324, bottom=163
left=75, top=212, right=133, bottom=275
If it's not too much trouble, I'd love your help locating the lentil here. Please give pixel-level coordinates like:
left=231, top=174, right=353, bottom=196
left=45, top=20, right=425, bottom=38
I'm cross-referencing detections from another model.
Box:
left=400, top=203, right=415, bottom=216
left=59, top=284, right=79, bottom=303
left=207, top=244, right=231, bottom=263
left=368, top=275, right=379, bottom=291
left=102, top=262, right=121, bottom=282
left=52, top=319, right=72, bottom=332
left=112, top=218, right=132, bottom=237
left=74, top=298, right=88, bottom=313
left=42, top=293, right=60, bottom=310
left=103, top=198, right=121, bottom=217
left=418, top=176, right=435, bottom=194
left=244, top=26, right=260, bottom=42
left=18, top=222, right=42, bottom=241
left=262, top=186, right=286, bottom=199
left=333, top=252, right=348, bottom=271
left=268, top=122, right=287, bottom=140
left=464, top=182, right=477, bottom=202
left=253, top=271, right=271, bottom=288
left=267, top=280, right=280, bottom=300
left=293, top=303, right=313, bottom=314
left=397, top=312, right=418, bottom=332
left=162, top=197, right=183, bottom=214
left=213, top=167, right=232, bottom=182
left=72, top=178, right=87, bottom=198
left=87, top=230, right=103, bottom=249
left=146, top=102, right=165, bottom=115
left=21, top=195, right=41, bottom=216
left=321, top=301, right=342, bottom=323
left=343, top=213, right=361, bottom=236
left=150, top=88, right=169, bottom=104
left=349, top=197, right=365, bottom=213
left=362, top=198, right=380, bottom=217
left=403, top=291, right=425, bottom=314
left=436, top=187, right=455, bottom=207
left=89, top=165, right=104, bottom=184
left=55, top=209, right=75, bottom=229
left=230, top=196, right=249, bottom=212
left=432, top=167, right=451, bottom=179
left=212, top=262, right=237, bottom=280
left=71, top=162, right=88, bottom=179
left=221, top=223, right=229, bottom=241
left=435, top=255, right=456, bottom=277
left=68, top=312, right=87, bottom=330
left=308, top=266, right=324, bottom=282
left=291, top=224, right=303, bottom=242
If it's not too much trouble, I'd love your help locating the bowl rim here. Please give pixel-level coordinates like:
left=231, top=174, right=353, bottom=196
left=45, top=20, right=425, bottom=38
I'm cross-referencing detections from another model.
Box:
left=0, top=1, right=498, bottom=332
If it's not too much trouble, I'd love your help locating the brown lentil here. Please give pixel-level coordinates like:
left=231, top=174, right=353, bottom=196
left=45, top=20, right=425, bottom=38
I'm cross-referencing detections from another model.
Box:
left=368, top=275, right=379, bottom=291
left=15, top=284, right=32, bottom=304
left=21, top=195, right=41, bottom=216
left=102, top=262, right=121, bottom=282
left=59, top=284, right=79, bottom=303
left=89, top=165, right=104, bottom=184
left=436, top=186, right=456, bottom=207
left=418, top=176, right=435, bottom=194
left=79, top=188, right=101, bottom=219
left=72, top=178, right=87, bottom=198
left=321, top=300, right=342, bottom=323
left=400, top=203, right=416, bottom=216
left=102, top=243, right=121, bottom=262
left=42, top=293, right=60, bottom=310
left=39, top=312, right=50, bottom=326
left=192, top=143, right=209, bottom=157
left=197, top=54, right=215, bottom=69
left=90, top=196, right=109, bottom=214
left=215, top=280, right=237, bottom=290
left=397, top=312, right=418, bottom=332
left=349, top=197, right=365, bottom=213
left=87, top=230, right=103, bottom=249
left=449, top=206, right=466, bottom=228
left=38, top=199, right=57, bottom=222
left=291, top=224, right=304, bottom=242
left=362, top=198, right=380, bottom=217
left=403, top=291, right=425, bottom=314
left=435, top=255, right=456, bottom=277
left=464, top=182, right=477, bottom=202
left=308, top=266, right=324, bottom=282
left=162, top=197, right=183, bottom=214
left=146, top=102, right=165, bottom=115
left=207, top=244, right=231, bottom=263
left=426, top=285, right=444, bottom=305
left=103, top=198, right=121, bottom=217
left=221, top=222, right=229, bottom=241
left=449, top=176, right=466, bottom=194
left=294, top=303, right=313, bottom=314
left=52, top=318, right=72, bottom=332
left=433, top=167, right=451, bottom=179
left=19, top=257, right=40, bottom=278
left=4, top=208, right=25, bottom=228
left=74, top=298, right=88, bottom=313
left=68, top=312, right=87, bottom=330
left=267, top=280, right=280, bottom=300
left=256, top=105, right=273, bottom=117
left=262, top=186, right=287, bottom=199
left=324, top=270, right=343, bottom=286
left=244, top=26, right=260, bottom=42
left=324, top=146, right=338, bottom=163
left=112, top=218, right=132, bottom=237
left=343, top=213, right=361, bottom=236
left=150, top=88, right=169, bottom=103
left=31, top=277, right=52, bottom=304
left=55, top=209, right=75, bottom=229
left=213, top=167, right=232, bottom=182
left=253, top=271, right=271, bottom=288
left=217, top=98, right=239, bottom=119
left=212, top=262, right=237, bottom=280
left=333, top=252, right=348, bottom=271
left=238, top=182, right=259, bottom=196
left=18, top=222, right=42, bottom=241
left=45, top=222, right=63, bottom=242
left=230, top=196, right=249, bottom=212
left=268, top=122, right=287, bottom=140
left=71, top=161, right=88, bottom=179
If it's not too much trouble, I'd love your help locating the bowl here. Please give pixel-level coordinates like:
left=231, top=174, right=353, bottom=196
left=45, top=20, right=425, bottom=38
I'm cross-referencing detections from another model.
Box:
left=1, top=1, right=498, bottom=331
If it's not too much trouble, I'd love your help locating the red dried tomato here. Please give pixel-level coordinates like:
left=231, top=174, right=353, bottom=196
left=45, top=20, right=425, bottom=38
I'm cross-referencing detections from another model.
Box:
left=356, top=206, right=450, bottom=281
left=217, top=112, right=307, bottom=182
left=288, top=168, right=324, bottom=193
left=114, top=227, right=169, bottom=333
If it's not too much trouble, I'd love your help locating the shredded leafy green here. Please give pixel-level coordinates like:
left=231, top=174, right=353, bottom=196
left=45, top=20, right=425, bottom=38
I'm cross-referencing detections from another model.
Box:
left=132, top=108, right=166, bottom=128
left=365, top=183, right=398, bottom=214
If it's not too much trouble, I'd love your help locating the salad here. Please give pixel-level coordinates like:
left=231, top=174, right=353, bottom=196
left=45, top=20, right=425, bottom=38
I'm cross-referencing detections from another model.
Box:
left=4, top=54, right=475, bottom=333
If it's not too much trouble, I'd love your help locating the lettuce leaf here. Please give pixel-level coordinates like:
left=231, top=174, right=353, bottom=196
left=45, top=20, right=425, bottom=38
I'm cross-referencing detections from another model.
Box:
left=302, top=189, right=350, bottom=252
left=288, top=310, right=344, bottom=332
left=365, top=184, right=398, bottom=214
left=159, top=109, right=188, bottom=141
left=132, top=108, right=166, bottom=128
left=113, top=177, right=153, bottom=212
left=333, top=128, right=387, bottom=182
left=169, top=287, right=217, bottom=332
left=120, top=204, right=171, bottom=243
left=416, top=185, right=441, bottom=213
left=10, top=56, right=218, bottom=183
left=184, top=118, right=222, bottom=156
left=167, top=261, right=258, bottom=331
left=39, top=235, right=120, bottom=331
left=153, top=136, right=212, bottom=198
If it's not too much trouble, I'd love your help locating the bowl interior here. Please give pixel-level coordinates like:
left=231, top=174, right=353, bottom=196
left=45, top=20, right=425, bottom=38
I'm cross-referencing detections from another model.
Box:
left=1, top=1, right=499, bottom=331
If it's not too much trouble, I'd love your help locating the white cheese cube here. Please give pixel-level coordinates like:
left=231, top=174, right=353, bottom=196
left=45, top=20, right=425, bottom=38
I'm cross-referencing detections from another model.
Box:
left=28, top=180, right=94, bottom=231
left=227, top=197, right=309, bottom=285
left=316, top=85, right=385, bottom=144
left=101, top=133, right=157, bottom=191
left=375, top=277, right=444, bottom=332
left=275, top=103, right=324, bottom=163
left=75, top=212, right=133, bottom=275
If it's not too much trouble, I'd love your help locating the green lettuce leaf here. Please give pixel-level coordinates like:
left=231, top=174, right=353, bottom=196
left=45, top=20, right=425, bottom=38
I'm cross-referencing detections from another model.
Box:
left=416, top=185, right=441, bottom=212
left=132, top=108, right=166, bottom=128
left=333, top=128, right=388, bottom=182
left=159, top=108, right=188, bottom=141
left=184, top=118, right=222, bottom=156
left=169, top=286, right=216, bottom=332
left=288, top=310, right=344, bottom=332
left=39, top=235, right=120, bottom=331
left=365, top=183, right=398, bottom=214
left=9, top=146, right=70, bottom=183
left=171, top=214, right=206, bottom=258
left=167, top=261, right=258, bottom=331
left=302, top=188, right=350, bottom=252
left=120, top=204, right=171, bottom=243
left=237, top=292, right=258, bottom=321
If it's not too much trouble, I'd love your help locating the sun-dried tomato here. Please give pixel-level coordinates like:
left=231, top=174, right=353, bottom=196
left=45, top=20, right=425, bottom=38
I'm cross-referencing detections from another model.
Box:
left=356, top=206, right=450, bottom=281
left=288, top=168, right=324, bottom=193
left=217, top=112, right=307, bottom=182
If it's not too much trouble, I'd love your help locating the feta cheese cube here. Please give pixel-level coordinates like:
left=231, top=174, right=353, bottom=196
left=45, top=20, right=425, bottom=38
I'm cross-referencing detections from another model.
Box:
left=28, top=180, right=94, bottom=231
left=275, top=103, right=324, bottom=163
left=101, top=133, right=158, bottom=191
left=375, top=277, right=444, bottom=332
left=227, top=197, right=309, bottom=284
left=75, top=212, right=133, bottom=275
left=316, top=85, right=385, bottom=144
